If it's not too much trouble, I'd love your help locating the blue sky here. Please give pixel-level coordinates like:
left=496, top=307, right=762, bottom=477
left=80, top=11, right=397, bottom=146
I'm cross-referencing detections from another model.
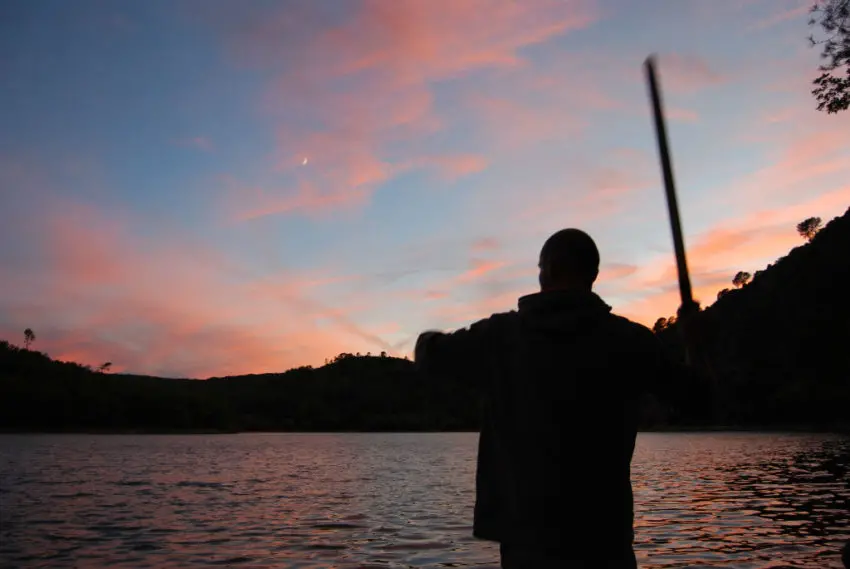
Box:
left=1, top=0, right=848, bottom=377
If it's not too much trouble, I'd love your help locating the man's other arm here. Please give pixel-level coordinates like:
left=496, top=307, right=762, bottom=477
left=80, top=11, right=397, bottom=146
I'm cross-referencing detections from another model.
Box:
left=414, top=315, right=505, bottom=389
left=642, top=325, right=716, bottom=422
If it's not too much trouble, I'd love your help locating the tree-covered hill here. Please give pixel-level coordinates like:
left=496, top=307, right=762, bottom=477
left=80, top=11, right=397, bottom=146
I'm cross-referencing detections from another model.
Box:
left=655, top=207, right=850, bottom=430
left=0, top=348, right=479, bottom=432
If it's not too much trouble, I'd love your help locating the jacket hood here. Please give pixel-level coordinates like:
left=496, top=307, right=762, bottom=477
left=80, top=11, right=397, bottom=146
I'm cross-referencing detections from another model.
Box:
left=517, top=290, right=612, bottom=336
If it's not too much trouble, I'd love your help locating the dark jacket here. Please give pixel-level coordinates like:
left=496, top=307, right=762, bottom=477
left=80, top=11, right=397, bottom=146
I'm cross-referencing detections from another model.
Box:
left=415, top=289, right=682, bottom=555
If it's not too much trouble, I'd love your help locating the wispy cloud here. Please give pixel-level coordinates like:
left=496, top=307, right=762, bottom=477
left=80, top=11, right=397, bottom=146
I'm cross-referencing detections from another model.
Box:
left=747, top=2, right=811, bottom=31
left=598, top=263, right=639, bottom=283
left=461, top=92, right=587, bottom=150
left=517, top=147, right=656, bottom=224
left=471, top=237, right=501, bottom=253
left=657, top=53, right=728, bottom=94
left=456, top=259, right=508, bottom=284
left=611, top=187, right=850, bottom=325
left=0, top=193, right=394, bottom=376
left=728, top=123, right=850, bottom=206
left=210, top=0, right=598, bottom=219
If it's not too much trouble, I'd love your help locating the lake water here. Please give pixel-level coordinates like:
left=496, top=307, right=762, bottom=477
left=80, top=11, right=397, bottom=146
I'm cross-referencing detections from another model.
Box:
left=1, top=433, right=848, bottom=568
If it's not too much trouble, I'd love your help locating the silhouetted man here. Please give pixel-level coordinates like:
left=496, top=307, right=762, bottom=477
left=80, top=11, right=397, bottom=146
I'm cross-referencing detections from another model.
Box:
left=415, top=228, right=702, bottom=569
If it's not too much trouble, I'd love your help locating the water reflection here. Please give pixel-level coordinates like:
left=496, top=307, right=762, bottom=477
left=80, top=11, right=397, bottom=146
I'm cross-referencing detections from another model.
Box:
left=632, top=433, right=850, bottom=569
left=0, top=433, right=848, bottom=568
left=722, top=437, right=850, bottom=569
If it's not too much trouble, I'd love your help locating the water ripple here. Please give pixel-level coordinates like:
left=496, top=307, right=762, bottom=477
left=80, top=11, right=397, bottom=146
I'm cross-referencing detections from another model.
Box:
left=0, top=432, right=848, bottom=568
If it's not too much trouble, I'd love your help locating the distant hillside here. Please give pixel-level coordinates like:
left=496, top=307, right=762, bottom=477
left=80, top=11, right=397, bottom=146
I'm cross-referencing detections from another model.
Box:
left=656, top=207, right=850, bottom=429
left=0, top=348, right=480, bottom=432
left=1, top=207, right=849, bottom=432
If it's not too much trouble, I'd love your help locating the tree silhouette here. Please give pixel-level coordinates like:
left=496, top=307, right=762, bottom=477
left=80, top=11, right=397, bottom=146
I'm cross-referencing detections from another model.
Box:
left=797, top=216, right=823, bottom=241
left=23, top=328, right=35, bottom=350
left=652, top=317, right=668, bottom=333
left=808, top=0, right=850, bottom=113
left=98, top=362, right=112, bottom=373
left=733, top=271, right=751, bottom=288
left=717, top=288, right=732, bottom=300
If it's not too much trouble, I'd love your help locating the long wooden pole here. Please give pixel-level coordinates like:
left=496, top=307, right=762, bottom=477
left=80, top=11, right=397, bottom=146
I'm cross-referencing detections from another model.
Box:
left=644, top=55, right=697, bottom=315
left=645, top=56, right=728, bottom=427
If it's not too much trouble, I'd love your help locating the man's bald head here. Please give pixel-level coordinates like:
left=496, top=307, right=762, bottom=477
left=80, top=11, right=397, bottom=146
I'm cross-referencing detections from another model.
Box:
left=538, top=228, right=600, bottom=291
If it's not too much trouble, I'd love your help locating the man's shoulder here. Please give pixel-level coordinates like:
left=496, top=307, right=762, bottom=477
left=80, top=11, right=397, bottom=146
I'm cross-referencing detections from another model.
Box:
left=605, top=313, right=659, bottom=347
left=607, top=312, right=653, bottom=333
left=479, top=309, right=519, bottom=327
left=463, top=310, right=519, bottom=337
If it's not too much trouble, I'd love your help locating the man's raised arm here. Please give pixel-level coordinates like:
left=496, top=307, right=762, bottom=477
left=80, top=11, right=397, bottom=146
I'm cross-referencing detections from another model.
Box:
left=414, top=315, right=504, bottom=389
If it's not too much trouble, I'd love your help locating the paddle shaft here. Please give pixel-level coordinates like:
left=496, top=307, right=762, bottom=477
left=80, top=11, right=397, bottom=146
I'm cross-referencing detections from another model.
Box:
left=644, top=56, right=696, bottom=313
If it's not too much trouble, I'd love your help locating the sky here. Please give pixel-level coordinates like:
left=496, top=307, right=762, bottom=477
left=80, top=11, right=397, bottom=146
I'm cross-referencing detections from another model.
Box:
left=1, top=0, right=849, bottom=378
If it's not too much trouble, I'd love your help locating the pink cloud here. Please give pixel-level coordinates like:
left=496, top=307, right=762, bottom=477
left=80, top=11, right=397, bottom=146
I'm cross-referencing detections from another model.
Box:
left=517, top=147, right=656, bottom=223
left=598, top=263, right=638, bottom=283
left=442, top=52, right=640, bottom=152
left=318, top=0, right=598, bottom=82
left=43, top=206, right=127, bottom=286
left=0, top=197, right=397, bottom=377
left=657, top=53, right=727, bottom=94
left=616, top=274, right=733, bottom=326
left=759, top=105, right=800, bottom=125
left=529, top=62, right=628, bottom=112
left=428, top=288, right=524, bottom=329
left=233, top=181, right=375, bottom=222
left=417, top=154, right=489, bottom=180
left=213, top=0, right=598, bottom=219
left=389, top=236, right=530, bottom=323
left=229, top=149, right=488, bottom=222
left=610, top=188, right=850, bottom=326
left=727, top=123, right=850, bottom=205
left=688, top=225, right=801, bottom=274
left=471, top=237, right=501, bottom=253
left=747, top=2, right=811, bottom=30
left=456, top=259, right=508, bottom=284
left=424, top=291, right=450, bottom=301
left=462, top=93, right=587, bottom=150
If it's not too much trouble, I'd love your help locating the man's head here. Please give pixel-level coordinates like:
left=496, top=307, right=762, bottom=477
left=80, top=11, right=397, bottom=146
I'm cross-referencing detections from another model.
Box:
left=538, top=228, right=600, bottom=292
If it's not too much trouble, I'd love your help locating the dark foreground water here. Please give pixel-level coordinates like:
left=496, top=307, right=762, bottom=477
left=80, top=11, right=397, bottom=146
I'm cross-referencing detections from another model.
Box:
left=1, top=433, right=848, bottom=569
